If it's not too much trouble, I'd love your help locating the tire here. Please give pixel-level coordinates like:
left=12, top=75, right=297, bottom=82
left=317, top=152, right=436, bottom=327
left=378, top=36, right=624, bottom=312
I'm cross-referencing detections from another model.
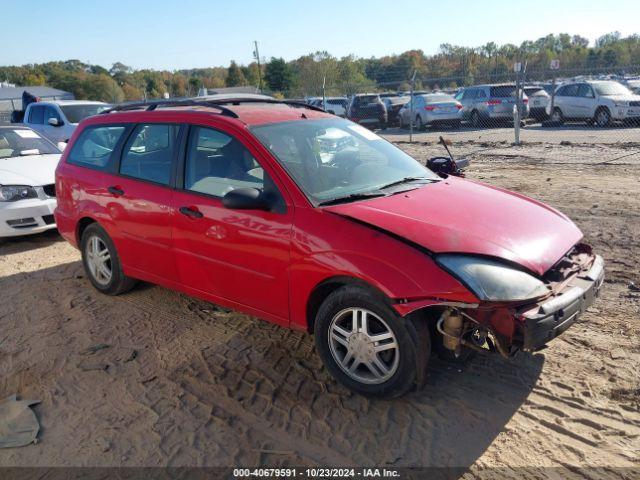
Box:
left=551, top=107, right=564, bottom=125
left=470, top=110, right=481, bottom=128
left=80, top=223, right=137, bottom=295
left=416, top=115, right=425, bottom=131
left=398, top=115, right=405, bottom=129
left=314, top=285, right=425, bottom=398
left=594, top=107, right=611, bottom=127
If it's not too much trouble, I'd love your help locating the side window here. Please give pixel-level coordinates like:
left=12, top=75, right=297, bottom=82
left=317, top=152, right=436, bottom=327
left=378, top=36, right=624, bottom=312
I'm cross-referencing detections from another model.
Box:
left=577, top=84, right=594, bottom=98
left=476, top=89, right=487, bottom=99
left=185, top=126, right=264, bottom=198
left=67, top=126, right=126, bottom=169
left=44, top=106, right=61, bottom=124
left=119, top=124, right=179, bottom=185
left=28, top=105, right=45, bottom=124
left=560, top=84, right=579, bottom=97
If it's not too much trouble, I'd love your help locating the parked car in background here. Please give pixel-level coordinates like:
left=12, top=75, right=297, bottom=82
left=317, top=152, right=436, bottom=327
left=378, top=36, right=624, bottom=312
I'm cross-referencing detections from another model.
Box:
left=308, top=97, right=348, bottom=117
left=455, top=84, right=529, bottom=127
left=346, top=94, right=387, bottom=129
left=625, top=79, right=640, bottom=95
left=397, top=93, right=462, bottom=129
left=524, top=86, right=550, bottom=121
left=0, top=125, right=61, bottom=238
left=54, top=97, right=604, bottom=398
left=382, top=95, right=409, bottom=127
left=547, top=80, right=640, bottom=126
left=23, top=100, right=110, bottom=143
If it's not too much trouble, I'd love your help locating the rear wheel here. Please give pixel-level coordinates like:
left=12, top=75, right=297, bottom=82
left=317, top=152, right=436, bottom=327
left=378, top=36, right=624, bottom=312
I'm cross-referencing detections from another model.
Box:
left=470, top=110, right=481, bottom=128
left=416, top=115, right=425, bottom=131
left=594, top=107, right=611, bottom=127
left=81, top=223, right=137, bottom=295
left=550, top=107, right=564, bottom=124
left=314, top=286, right=425, bottom=398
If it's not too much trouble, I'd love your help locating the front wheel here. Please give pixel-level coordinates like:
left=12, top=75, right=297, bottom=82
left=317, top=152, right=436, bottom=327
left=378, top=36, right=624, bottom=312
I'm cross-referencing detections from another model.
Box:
left=594, top=107, right=611, bottom=127
left=314, top=286, right=425, bottom=398
left=81, top=223, right=137, bottom=295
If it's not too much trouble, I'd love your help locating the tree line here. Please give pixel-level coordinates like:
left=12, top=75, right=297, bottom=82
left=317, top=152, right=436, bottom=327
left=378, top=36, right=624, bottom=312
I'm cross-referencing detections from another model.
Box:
left=1, top=32, right=639, bottom=103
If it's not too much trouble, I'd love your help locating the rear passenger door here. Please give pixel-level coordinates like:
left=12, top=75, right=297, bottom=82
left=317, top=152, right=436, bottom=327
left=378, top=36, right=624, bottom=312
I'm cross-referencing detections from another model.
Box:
left=111, top=123, right=183, bottom=282
left=170, top=124, right=293, bottom=324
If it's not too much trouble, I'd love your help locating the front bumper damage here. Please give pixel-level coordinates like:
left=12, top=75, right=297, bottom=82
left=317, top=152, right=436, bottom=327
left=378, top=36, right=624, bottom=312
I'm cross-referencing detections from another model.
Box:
left=519, top=254, right=604, bottom=352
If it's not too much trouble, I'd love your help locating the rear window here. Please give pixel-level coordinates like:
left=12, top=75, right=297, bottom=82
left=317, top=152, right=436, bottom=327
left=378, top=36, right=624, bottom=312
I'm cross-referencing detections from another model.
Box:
left=524, top=87, right=544, bottom=96
left=490, top=86, right=517, bottom=97
left=67, top=125, right=126, bottom=169
left=424, top=94, right=454, bottom=103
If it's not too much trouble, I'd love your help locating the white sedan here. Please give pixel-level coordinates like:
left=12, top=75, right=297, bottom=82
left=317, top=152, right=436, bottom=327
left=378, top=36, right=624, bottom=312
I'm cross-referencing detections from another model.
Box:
left=0, top=126, right=62, bottom=238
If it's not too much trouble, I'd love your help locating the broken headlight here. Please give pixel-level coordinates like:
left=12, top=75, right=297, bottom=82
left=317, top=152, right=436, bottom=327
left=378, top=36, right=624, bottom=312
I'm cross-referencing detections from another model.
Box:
left=0, top=185, right=38, bottom=202
left=436, top=254, right=549, bottom=302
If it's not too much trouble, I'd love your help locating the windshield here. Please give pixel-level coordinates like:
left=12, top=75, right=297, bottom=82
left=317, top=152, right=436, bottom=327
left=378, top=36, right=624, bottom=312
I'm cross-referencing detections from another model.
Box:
left=593, top=82, right=632, bottom=96
left=251, top=118, right=438, bottom=204
left=60, top=104, right=110, bottom=123
left=0, top=128, right=60, bottom=159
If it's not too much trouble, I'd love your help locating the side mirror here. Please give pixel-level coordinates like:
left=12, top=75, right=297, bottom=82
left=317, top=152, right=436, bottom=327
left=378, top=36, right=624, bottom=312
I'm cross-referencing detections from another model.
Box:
left=48, top=118, right=62, bottom=127
left=222, top=188, right=270, bottom=211
left=57, top=141, right=67, bottom=152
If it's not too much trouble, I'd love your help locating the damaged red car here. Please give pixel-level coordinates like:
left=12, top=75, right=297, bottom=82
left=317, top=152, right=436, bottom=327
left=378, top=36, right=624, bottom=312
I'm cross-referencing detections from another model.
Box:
left=54, top=98, right=605, bottom=398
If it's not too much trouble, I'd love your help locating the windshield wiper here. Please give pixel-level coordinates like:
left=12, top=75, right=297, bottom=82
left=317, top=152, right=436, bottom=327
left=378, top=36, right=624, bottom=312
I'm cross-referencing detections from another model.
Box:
left=378, top=176, right=437, bottom=190
left=318, top=191, right=386, bottom=206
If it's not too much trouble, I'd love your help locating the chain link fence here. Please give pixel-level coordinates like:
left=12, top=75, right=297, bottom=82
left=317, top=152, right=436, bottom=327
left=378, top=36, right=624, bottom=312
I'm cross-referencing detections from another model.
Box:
left=291, top=63, right=640, bottom=167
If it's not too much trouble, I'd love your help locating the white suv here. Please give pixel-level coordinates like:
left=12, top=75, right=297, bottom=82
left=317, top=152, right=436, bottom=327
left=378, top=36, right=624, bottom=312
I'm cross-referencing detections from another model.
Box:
left=23, top=100, right=110, bottom=143
left=547, top=80, right=640, bottom=126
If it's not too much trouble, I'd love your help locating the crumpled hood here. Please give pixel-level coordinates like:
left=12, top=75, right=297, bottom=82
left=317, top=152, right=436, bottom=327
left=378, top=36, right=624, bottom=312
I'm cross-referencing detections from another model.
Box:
left=0, top=154, right=60, bottom=186
left=324, top=177, right=583, bottom=276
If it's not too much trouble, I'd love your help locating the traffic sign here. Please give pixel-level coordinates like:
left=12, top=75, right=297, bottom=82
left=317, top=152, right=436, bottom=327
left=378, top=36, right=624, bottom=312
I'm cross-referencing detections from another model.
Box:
left=550, top=59, right=560, bottom=70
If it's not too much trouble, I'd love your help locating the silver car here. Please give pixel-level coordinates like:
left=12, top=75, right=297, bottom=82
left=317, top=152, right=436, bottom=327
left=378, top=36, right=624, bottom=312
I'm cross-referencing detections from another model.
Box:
left=397, top=93, right=462, bottom=130
left=455, top=84, right=529, bottom=128
left=548, top=80, right=640, bottom=126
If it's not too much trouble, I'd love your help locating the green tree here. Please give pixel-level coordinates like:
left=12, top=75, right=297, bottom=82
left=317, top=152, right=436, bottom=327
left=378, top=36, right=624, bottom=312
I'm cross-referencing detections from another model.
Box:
left=226, top=61, right=246, bottom=87
left=264, top=58, right=293, bottom=93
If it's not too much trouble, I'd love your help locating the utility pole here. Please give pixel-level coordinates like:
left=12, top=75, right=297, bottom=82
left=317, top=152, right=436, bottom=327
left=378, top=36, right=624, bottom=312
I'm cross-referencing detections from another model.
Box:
left=253, top=41, right=263, bottom=92
left=409, top=70, right=417, bottom=143
left=322, top=76, right=327, bottom=111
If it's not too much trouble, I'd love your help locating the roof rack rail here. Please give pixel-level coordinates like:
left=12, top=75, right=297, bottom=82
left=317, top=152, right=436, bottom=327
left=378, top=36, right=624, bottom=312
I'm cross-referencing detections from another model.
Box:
left=209, top=97, right=326, bottom=113
left=101, top=99, right=239, bottom=118
left=100, top=97, right=327, bottom=117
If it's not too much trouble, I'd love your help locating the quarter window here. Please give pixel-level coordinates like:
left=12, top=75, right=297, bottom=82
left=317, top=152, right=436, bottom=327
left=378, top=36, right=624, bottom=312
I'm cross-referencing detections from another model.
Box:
left=185, top=126, right=264, bottom=198
left=119, top=124, right=179, bottom=185
left=67, top=126, right=126, bottom=169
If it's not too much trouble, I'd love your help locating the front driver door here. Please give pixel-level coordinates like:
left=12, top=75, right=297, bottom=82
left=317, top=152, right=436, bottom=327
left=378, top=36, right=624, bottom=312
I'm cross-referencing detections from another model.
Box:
left=171, top=124, right=293, bottom=325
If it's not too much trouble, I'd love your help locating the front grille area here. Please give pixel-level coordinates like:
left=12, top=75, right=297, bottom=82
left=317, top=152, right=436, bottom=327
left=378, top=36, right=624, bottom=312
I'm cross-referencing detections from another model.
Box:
left=43, top=184, right=56, bottom=197
left=42, top=214, right=55, bottom=225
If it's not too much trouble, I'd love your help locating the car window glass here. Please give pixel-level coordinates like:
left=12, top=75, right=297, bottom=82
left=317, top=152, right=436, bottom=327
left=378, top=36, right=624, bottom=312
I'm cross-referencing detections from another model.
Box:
left=476, top=89, right=487, bottom=99
left=185, top=126, right=264, bottom=198
left=561, top=84, right=579, bottom=97
left=120, top=124, right=179, bottom=185
left=28, top=105, right=44, bottom=124
left=44, top=107, right=61, bottom=123
left=67, top=126, right=126, bottom=169
left=577, top=84, right=594, bottom=98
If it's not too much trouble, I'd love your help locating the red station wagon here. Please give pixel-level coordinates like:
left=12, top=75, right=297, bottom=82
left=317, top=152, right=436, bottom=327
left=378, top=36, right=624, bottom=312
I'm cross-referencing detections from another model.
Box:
left=55, top=97, right=604, bottom=398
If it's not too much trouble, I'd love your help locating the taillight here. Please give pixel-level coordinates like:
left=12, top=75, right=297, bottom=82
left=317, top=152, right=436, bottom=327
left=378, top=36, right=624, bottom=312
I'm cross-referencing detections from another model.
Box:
left=424, top=105, right=436, bottom=111
left=522, top=98, right=528, bottom=104
left=456, top=104, right=463, bottom=110
left=486, top=99, right=502, bottom=105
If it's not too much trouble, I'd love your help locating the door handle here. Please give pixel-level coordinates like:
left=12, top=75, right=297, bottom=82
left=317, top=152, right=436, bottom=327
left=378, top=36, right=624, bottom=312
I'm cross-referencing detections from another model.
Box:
left=108, top=185, right=125, bottom=196
left=179, top=206, right=203, bottom=219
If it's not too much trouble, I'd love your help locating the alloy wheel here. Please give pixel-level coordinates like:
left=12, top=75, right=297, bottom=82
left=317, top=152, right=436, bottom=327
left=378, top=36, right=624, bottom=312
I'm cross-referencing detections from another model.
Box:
left=85, top=235, right=112, bottom=285
left=328, top=308, right=400, bottom=385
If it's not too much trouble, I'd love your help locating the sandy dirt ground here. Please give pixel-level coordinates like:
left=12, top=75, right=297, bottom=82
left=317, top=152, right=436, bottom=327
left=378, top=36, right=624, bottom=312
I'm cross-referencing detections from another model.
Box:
left=0, top=139, right=639, bottom=478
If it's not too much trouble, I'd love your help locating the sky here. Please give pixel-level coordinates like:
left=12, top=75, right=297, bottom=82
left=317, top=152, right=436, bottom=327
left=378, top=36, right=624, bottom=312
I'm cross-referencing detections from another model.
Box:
left=1, top=0, right=639, bottom=70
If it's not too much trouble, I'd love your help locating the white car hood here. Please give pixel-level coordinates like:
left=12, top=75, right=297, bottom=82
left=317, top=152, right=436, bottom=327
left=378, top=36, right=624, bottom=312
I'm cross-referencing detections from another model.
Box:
left=0, top=154, right=60, bottom=186
left=602, top=94, right=640, bottom=102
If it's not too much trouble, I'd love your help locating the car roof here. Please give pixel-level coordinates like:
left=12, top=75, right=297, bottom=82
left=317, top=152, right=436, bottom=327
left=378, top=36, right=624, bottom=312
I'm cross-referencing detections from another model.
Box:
left=29, top=100, right=109, bottom=106
left=87, top=100, right=334, bottom=128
